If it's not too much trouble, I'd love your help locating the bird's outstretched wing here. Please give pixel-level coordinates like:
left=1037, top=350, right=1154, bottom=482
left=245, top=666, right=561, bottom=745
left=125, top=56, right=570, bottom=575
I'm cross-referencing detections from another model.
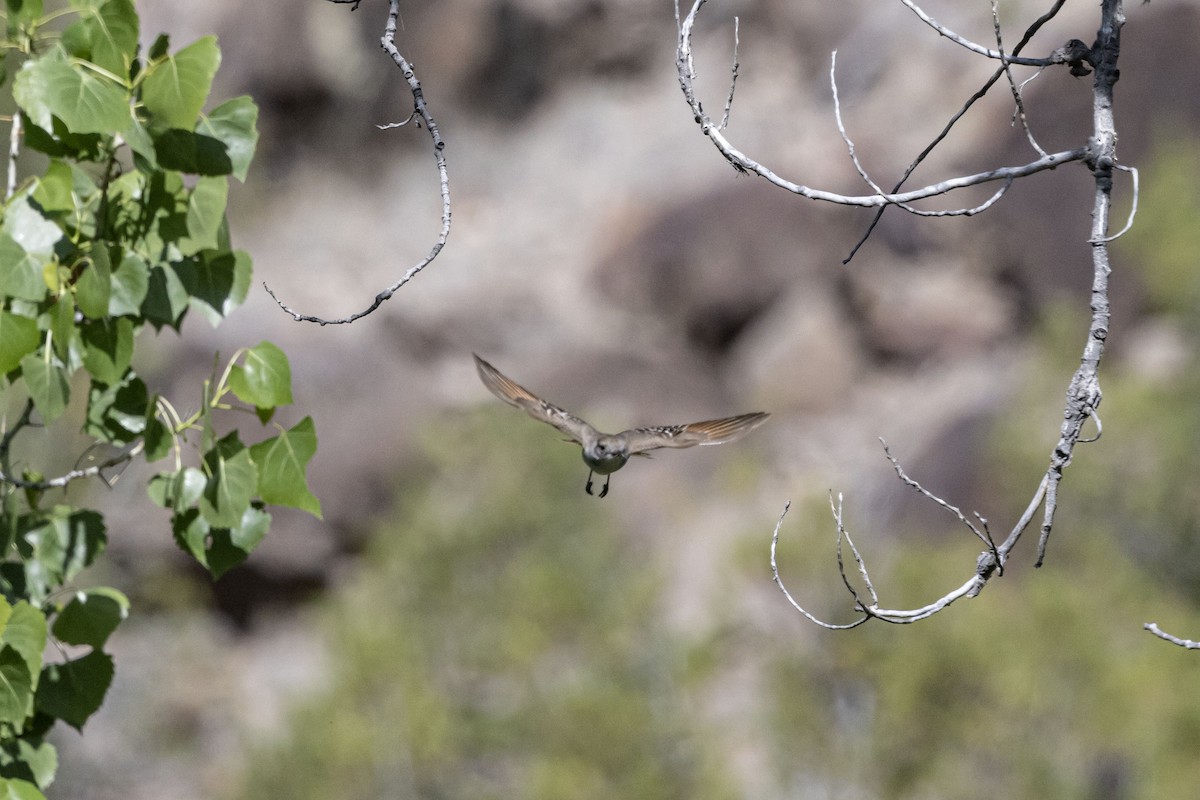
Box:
left=473, top=354, right=595, bottom=444
left=623, top=412, right=769, bottom=454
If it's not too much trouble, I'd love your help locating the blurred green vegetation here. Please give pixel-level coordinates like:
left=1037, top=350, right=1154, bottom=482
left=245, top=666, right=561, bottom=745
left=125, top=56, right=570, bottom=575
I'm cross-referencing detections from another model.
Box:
left=1120, top=138, right=1200, bottom=322
left=230, top=411, right=738, bottom=800
left=231, top=141, right=1200, bottom=799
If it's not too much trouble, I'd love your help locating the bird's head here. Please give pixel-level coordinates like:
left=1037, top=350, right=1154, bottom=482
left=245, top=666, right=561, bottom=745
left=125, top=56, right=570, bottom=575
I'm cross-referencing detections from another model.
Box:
left=583, top=436, right=629, bottom=473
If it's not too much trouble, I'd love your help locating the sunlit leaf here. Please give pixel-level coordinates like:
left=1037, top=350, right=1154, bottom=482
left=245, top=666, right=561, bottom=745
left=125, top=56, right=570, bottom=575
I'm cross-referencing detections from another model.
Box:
left=1, top=602, right=47, bottom=682
left=0, top=648, right=34, bottom=725
left=18, top=354, right=69, bottom=424
left=141, top=36, right=219, bottom=129
left=0, top=313, right=39, bottom=374
left=12, top=47, right=131, bottom=135
left=228, top=341, right=292, bottom=409
left=181, top=175, right=227, bottom=254
left=74, top=246, right=112, bottom=319
left=200, top=433, right=257, bottom=528
left=61, top=0, right=138, bottom=78
left=0, top=235, right=47, bottom=302
left=250, top=417, right=321, bottom=518
left=108, top=252, right=149, bottom=316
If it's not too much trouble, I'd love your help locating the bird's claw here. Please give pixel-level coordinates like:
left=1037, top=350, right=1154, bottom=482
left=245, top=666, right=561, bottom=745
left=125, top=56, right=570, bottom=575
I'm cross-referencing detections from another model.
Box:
left=585, top=472, right=610, bottom=498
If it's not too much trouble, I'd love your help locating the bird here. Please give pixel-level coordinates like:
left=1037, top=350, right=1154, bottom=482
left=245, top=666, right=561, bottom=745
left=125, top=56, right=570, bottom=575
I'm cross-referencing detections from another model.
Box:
left=473, top=353, right=769, bottom=497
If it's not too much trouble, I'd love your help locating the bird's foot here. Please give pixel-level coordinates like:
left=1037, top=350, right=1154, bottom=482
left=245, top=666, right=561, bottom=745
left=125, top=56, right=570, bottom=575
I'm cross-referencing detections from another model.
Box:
left=585, top=472, right=595, bottom=496
left=599, top=478, right=610, bottom=498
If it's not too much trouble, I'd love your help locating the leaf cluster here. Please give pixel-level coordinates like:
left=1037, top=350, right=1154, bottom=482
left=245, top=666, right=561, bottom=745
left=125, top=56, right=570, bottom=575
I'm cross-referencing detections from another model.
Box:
left=0, top=1, right=320, bottom=795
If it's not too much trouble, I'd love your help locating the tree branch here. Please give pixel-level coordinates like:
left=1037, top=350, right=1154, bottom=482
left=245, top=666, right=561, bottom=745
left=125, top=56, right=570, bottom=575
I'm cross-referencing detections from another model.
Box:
left=265, top=0, right=451, bottom=325
left=729, top=0, right=1130, bottom=625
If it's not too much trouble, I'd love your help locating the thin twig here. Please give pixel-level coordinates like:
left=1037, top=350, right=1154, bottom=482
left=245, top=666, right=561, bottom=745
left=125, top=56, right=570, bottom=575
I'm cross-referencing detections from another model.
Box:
left=1093, top=164, right=1139, bottom=242
left=899, top=0, right=1060, bottom=66
left=770, top=501, right=870, bottom=629
left=992, top=0, right=1047, bottom=157
left=266, top=0, right=451, bottom=325
left=830, top=53, right=1016, bottom=218
left=0, top=442, right=144, bottom=491
left=844, top=0, right=1069, bottom=262
left=1144, top=623, right=1200, bottom=650
left=718, top=17, right=740, bottom=131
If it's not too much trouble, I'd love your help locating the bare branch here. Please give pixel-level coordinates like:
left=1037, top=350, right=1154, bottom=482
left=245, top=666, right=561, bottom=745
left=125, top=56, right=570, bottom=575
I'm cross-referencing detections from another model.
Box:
left=718, top=17, right=740, bottom=131
left=899, top=0, right=1063, bottom=67
left=770, top=501, right=869, bottom=629
left=844, top=0, right=1069, bottom=262
left=1144, top=623, right=1200, bottom=650
left=829, top=52, right=1016, bottom=218
left=265, top=0, right=451, bottom=325
left=676, top=1, right=1090, bottom=211
left=0, top=397, right=143, bottom=494
left=991, top=0, right=1047, bottom=157
left=1094, top=164, right=1139, bottom=243
left=881, top=439, right=996, bottom=553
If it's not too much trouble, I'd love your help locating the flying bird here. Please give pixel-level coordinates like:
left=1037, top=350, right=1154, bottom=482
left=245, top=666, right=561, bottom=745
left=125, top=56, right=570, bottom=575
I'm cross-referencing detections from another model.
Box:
left=473, top=353, right=769, bottom=497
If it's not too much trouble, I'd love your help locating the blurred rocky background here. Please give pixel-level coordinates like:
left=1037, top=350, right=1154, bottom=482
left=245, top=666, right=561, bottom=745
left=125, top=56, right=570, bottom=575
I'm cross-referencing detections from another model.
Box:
left=47, top=1, right=1200, bottom=798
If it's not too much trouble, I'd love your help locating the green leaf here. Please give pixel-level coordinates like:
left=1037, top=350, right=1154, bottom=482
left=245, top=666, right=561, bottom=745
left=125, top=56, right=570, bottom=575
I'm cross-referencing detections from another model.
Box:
left=152, top=128, right=231, bottom=176
left=250, top=417, right=321, bottom=518
left=200, top=433, right=257, bottom=528
left=140, top=264, right=189, bottom=330
left=79, top=317, right=133, bottom=385
left=18, top=354, right=69, bottom=424
left=197, top=95, right=258, bottom=181
left=175, top=248, right=250, bottom=325
left=85, top=371, right=147, bottom=444
left=21, top=509, right=106, bottom=605
left=74, top=245, right=112, bottom=319
left=11, top=741, right=57, bottom=793
left=18, top=114, right=104, bottom=161
left=143, top=405, right=171, bottom=462
left=148, top=467, right=205, bottom=510
left=182, top=175, right=227, bottom=254
left=148, top=33, right=170, bottom=62
left=121, top=115, right=156, bottom=170
left=0, top=235, right=48, bottom=302
left=171, top=508, right=208, bottom=565
left=206, top=505, right=270, bottom=579
left=0, top=647, right=34, bottom=726
left=52, top=588, right=128, bottom=649
left=5, top=0, right=43, bottom=37
left=12, top=46, right=131, bottom=135
left=36, top=650, right=114, bottom=730
left=61, top=0, right=139, bottom=78
left=141, top=36, right=220, bottom=129
left=108, top=252, right=149, bottom=316
left=0, top=313, right=39, bottom=374
left=0, top=778, right=47, bottom=800
left=30, top=160, right=74, bottom=214
left=1, top=602, right=47, bottom=684
left=3, top=196, right=62, bottom=256
left=45, top=293, right=75, bottom=362
left=228, top=341, right=293, bottom=409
